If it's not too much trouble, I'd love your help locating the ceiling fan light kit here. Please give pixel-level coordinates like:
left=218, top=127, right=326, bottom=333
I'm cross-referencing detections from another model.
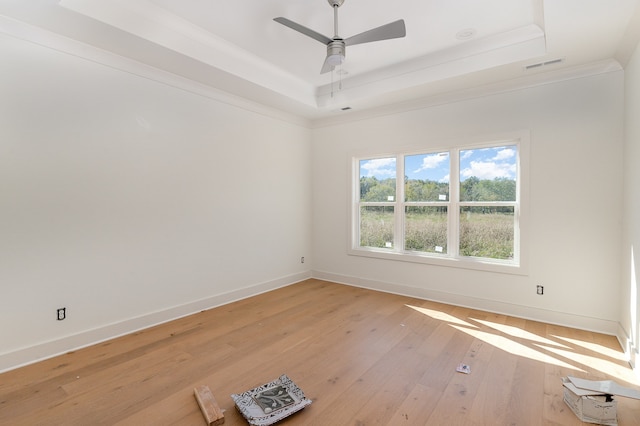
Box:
left=326, top=42, right=345, bottom=65
left=274, top=0, right=406, bottom=74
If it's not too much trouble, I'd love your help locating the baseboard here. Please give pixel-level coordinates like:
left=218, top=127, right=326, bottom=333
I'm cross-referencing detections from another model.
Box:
left=3, top=270, right=625, bottom=374
left=617, top=323, right=640, bottom=381
left=312, top=270, right=620, bottom=336
left=0, top=271, right=312, bottom=373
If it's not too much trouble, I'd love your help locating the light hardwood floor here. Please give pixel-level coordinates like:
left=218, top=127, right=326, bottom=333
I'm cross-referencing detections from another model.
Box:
left=1, top=279, right=639, bottom=425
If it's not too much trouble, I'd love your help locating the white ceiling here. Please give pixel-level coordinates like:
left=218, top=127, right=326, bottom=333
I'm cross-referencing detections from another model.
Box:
left=1, top=0, right=639, bottom=124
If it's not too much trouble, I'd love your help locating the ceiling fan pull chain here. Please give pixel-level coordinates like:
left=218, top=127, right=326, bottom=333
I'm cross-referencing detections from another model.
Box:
left=331, top=68, right=334, bottom=98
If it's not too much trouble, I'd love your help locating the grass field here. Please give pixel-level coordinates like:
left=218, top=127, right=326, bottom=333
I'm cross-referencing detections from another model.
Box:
left=360, top=207, right=514, bottom=260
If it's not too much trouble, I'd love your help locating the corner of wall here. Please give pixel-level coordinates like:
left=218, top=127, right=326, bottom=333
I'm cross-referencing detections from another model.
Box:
left=0, top=272, right=312, bottom=374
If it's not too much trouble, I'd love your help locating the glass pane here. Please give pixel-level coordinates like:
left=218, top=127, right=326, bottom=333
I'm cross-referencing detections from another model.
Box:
left=404, top=206, right=447, bottom=254
left=405, top=152, right=450, bottom=202
left=360, top=206, right=394, bottom=249
left=459, top=206, right=514, bottom=260
left=459, top=145, right=517, bottom=202
left=359, top=158, right=396, bottom=202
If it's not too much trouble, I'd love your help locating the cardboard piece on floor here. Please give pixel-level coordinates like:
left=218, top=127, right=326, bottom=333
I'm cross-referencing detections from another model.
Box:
left=194, top=385, right=225, bottom=426
left=562, top=376, right=640, bottom=426
left=566, top=376, right=640, bottom=400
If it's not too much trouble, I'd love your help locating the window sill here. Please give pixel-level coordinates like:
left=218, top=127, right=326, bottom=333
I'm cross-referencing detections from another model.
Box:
left=347, top=247, right=527, bottom=276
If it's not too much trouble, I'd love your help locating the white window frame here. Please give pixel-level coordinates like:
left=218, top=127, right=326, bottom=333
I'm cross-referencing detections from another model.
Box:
left=348, top=132, right=529, bottom=275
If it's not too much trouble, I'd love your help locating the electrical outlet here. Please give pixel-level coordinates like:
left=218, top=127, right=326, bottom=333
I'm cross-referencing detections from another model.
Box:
left=301, top=256, right=305, bottom=264
left=57, top=307, right=66, bottom=321
left=536, top=285, right=544, bottom=295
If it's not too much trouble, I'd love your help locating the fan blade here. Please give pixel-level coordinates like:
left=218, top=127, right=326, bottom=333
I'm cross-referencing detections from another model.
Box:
left=344, top=19, right=406, bottom=46
left=274, top=17, right=333, bottom=45
left=320, top=56, right=334, bottom=74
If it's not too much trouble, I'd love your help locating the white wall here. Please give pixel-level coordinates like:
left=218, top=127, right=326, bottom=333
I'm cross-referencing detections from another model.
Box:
left=0, top=33, right=312, bottom=371
left=312, top=71, right=625, bottom=334
left=621, top=40, right=640, bottom=370
left=0, top=20, right=632, bottom=373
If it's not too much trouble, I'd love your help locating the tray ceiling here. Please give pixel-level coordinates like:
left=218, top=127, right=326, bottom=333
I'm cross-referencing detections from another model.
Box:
left=1, top=0, right=639, bottom=122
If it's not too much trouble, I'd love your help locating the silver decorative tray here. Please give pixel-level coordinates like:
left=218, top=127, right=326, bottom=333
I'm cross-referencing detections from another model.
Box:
left=231, top=374, right=312, bottom=425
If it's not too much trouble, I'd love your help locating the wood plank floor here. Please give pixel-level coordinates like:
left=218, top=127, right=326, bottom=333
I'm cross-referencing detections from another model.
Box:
left=1, top=279, right=639, bottom=425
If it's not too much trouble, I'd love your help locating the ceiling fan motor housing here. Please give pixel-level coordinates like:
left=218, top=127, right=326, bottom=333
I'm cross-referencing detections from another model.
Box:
left=326, top=40, right=346, bottom=65
left=327, top=0, right=345, bottom=7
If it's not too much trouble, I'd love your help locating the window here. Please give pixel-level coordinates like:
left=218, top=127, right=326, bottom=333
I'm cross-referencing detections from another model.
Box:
left=351, top=135, right=527, bottom=274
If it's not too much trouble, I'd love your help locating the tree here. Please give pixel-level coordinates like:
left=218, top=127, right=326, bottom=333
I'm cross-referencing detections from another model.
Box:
left=460, top=176, right=480, bottom=201
left=360, top=177, right=395, bottom=202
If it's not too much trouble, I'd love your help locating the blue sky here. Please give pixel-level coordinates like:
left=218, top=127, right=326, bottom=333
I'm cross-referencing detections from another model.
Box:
left=360, top=146, right=516, bottom=182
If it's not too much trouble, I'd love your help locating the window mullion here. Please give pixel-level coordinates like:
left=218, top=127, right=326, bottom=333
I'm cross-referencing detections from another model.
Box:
left=449, top=148, right=459, bottom=256
left=396, top=154, right=405, bottom=252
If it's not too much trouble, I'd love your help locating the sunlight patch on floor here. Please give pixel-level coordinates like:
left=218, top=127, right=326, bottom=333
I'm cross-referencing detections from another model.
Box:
left=451, top=324, right=583, bottom=371
left=406, top=304, right=477, bottom=328
left=472, top=318, right=570, bottom=348
left=536, top=344, right=635, bottom=385
left=551, top=335, right=627, bottom=361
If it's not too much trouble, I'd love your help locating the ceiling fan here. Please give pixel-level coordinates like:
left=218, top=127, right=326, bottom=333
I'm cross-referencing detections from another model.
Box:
left=274, top=0, right=406, bottom=74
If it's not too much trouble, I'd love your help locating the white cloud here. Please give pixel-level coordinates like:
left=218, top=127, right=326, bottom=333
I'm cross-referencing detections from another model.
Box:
left=461, top=150, right=474, bottom=160
left=493, top=148, right=515, bottom=161
left=461, top=161, right=516, bottom=180
left=361, top=158, right=396, bottom=177
left=413, top=153, right=448, bottom=173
